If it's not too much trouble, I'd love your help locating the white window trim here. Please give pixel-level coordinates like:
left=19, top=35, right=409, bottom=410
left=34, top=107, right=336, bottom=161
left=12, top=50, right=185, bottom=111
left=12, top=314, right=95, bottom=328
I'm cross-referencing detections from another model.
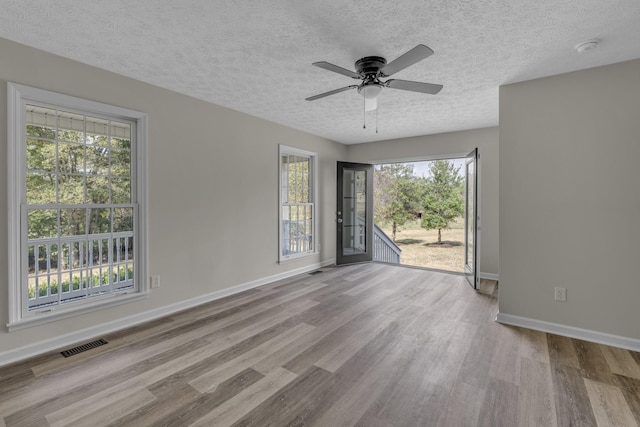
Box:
left=278, top=145, right=318, bottom=263
left=7, top=82, right=149, bottom=331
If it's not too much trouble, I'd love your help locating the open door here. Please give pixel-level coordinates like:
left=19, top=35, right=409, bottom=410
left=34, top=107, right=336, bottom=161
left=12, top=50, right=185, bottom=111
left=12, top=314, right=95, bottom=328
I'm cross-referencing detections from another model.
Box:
left=336, top=162, right=374, bottom=265
left=464, top=149, right=479, bottom=288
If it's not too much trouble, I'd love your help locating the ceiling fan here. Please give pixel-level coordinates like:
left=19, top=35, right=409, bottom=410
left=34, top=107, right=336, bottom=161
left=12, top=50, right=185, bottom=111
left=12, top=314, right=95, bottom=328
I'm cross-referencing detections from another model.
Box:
left=305, top=44, right=443, bottom=112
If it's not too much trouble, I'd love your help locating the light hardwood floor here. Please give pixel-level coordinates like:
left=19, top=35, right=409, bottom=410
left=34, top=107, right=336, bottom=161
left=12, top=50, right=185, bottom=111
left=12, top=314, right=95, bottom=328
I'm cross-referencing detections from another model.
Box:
left=1, top=263, right=639, bottom=426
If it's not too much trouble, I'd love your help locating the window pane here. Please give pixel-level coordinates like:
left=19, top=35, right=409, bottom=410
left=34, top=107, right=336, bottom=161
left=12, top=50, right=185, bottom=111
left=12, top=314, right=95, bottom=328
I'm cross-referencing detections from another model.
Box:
left=127, top=236, right=134, bottom=260
left=59, top=242, right=71, bottom=273
left=85, top=146, right=110, bottom=175
left=282, top=204, right=312, bottom=256
left=58, top=142, right=85, bottom=175
left=26, top=138, right=56, bottom=173
left=111, top=178, right=131, bottom=204
left=112, top=137, right=131, bottom=151
left=58, top=174, right=85, bottom=204
left=284, top=156, right=310, bottom=205
left=72, top=241, right=84, bottom=269
left=26, top=173, right=57, bottom=204
left=28, top=209, right=58, bottom=239
left=85, top=116, right=110, bottom=139
left=58, top=110, right=85, bottom=139
left=60, top=208, right=86, bottom=236
left=88, top=208, right=111, bottom=235
left=110, top=149, right=130, bottom=177
left=87, top=132, right=110, bottom=147
left=281, top=156, right=289, bottom=203
left=50, top=244, right=59, bottom=295
left=111, top=121, right=131, bottom=142
left=26, top=105, right=57, bottom=139
left=282, top=206, right=290, bottom=255
left=113, top=208, right=133, bottom=232
left=87, top=176, right=110, bottom=204
left=58, top=129, right=84, bottom=144
left=28, top=245, right=36, bottom=275
left=90, top=240, right=100, bottom=268
left=26, top=122, right=57, bottom=139
left=101, top=239, right=110, bottom=265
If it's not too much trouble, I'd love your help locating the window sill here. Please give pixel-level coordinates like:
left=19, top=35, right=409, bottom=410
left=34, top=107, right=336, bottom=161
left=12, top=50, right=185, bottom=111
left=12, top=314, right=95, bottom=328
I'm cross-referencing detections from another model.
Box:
left=279, top=251, right=319, bottom=264
left=6, top=291, right=148, bottom=332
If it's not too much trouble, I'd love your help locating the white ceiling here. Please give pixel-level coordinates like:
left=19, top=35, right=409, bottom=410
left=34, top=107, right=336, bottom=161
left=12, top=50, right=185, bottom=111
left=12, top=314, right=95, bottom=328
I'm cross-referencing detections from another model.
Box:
left=1, top=0, right=639, bottom=144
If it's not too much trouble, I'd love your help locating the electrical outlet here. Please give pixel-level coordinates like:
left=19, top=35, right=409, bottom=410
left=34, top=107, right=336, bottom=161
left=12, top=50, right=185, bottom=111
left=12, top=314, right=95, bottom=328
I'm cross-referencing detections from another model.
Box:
left=151, top=275, right=161, bottom=289
left=554, top=287, right=566, bottom=302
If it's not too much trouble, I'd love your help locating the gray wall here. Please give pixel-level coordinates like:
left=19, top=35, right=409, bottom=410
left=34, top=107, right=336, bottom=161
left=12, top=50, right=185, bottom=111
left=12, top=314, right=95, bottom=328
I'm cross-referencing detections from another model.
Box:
left=347, top=127, right=500, bottom=277
left=0, top=38, right=346, bottom=355
left=499, top=59, right=640, bottom=340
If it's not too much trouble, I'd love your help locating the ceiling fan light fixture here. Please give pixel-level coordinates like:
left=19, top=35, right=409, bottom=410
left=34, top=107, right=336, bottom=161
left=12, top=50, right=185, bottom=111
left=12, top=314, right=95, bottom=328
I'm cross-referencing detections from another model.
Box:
left=358, top=84, right=382, bottom=111
left=358, top=83, right=383, bottom=99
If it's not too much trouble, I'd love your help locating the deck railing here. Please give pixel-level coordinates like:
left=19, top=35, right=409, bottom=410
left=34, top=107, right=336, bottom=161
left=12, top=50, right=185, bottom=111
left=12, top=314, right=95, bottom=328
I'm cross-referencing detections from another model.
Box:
left=26, top=232, right=134, bottom=310
left=373, top=224, right=401, bottom=264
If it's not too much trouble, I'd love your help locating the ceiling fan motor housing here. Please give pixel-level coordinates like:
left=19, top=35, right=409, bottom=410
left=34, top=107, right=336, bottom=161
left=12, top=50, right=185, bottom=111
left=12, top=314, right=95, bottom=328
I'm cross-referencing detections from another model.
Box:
left=355, top=56, right=387, bottom=78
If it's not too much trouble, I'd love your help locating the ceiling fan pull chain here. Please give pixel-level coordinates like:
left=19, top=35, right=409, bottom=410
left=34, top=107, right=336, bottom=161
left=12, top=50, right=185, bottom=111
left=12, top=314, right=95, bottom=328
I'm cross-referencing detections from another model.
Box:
left=363, top=88, right=366, bottom=129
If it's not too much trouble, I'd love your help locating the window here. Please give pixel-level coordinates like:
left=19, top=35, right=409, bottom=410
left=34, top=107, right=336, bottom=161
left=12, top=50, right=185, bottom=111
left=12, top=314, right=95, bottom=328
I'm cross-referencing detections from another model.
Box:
left=279, top=145, right=317, bottom=262
left=7, top=83, right=148, bottom=330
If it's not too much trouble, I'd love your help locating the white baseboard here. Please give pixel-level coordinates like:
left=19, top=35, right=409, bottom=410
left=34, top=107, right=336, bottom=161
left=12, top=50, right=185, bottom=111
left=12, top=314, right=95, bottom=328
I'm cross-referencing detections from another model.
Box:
left=0, top=258, right=336, bottom=368
left=496, top=312, right=640, bottom=352
left=479, top=272, right=499, bottom=281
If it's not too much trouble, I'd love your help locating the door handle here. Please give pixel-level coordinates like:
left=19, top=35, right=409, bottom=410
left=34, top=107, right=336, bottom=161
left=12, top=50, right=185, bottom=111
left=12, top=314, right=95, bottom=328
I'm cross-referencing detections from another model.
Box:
left=337, top=218, right=343, bottom=223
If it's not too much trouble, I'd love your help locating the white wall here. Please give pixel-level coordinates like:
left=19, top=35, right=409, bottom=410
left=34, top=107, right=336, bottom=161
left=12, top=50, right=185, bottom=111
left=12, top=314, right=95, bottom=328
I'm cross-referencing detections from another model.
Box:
left=0, top=38, right=346, bottom=359
left=499, top=59, right=640, bottom=342
left=347, top=127, right=500, bottom=277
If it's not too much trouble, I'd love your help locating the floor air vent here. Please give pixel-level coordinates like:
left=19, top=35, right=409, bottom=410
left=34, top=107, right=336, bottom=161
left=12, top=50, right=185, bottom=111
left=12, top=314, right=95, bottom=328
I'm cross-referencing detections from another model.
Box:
left=61, top=338, right=108, bottom=357
left=308, top=270, right=323, bottom=275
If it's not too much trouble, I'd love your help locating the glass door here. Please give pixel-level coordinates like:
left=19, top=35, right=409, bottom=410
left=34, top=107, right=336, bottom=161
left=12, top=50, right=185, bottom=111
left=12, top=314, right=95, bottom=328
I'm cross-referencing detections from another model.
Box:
left=336, top=162, right=374, bottom=265
left=464, top=149, right=479, bottom=288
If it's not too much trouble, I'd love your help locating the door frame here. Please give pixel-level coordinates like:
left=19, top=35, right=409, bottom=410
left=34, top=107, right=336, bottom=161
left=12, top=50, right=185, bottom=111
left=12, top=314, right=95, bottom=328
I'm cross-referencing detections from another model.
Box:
left=336, top=161, right=374, bottom=265
left=464, top=148, right=480, bottom=289
left=357, top=152, right=480, bottom=284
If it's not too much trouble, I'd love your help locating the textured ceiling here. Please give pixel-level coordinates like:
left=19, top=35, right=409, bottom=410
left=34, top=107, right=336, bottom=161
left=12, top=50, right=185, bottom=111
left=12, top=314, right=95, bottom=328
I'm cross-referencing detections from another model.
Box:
left=1, top=0, right=639, bottom=144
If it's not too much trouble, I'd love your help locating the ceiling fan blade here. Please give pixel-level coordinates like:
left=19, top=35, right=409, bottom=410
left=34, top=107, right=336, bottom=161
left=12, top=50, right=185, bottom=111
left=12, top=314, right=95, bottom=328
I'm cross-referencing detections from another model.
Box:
left=312, top=61, right=361, bottom=79
left=380, top=44, right=434, bottom=77
left=305, top=85, right=359, bottom=101
left=385, top=79, right=443, bottom=94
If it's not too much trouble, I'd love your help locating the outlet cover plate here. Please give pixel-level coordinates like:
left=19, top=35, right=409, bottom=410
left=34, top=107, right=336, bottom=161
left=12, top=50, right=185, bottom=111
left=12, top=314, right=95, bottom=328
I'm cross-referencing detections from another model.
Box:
left=554, top=287, right=566, bottom=302
left=151, top=275, right=161, bottom=289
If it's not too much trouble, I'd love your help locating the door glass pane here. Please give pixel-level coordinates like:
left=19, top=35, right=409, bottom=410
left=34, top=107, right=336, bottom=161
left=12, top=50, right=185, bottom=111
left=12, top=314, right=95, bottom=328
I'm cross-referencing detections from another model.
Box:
left=342, top=168, right=367, bottom=255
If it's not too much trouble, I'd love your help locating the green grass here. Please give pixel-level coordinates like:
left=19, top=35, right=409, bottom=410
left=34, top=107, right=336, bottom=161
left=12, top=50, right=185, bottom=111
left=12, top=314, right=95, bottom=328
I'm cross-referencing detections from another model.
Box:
left=380, top=218, right=464, bottom=272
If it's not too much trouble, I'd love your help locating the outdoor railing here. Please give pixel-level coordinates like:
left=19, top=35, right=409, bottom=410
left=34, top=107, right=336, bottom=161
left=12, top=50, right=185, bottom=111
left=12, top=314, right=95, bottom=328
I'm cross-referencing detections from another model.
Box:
left=27, top=232, right=134, bottom=310
left=373, top=224, right=401, bottom=264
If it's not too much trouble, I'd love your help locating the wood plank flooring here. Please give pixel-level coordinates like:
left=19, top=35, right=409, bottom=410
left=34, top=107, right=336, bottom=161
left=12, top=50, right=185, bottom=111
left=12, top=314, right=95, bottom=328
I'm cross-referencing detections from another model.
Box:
left=1, top=263, right=639, bottom=426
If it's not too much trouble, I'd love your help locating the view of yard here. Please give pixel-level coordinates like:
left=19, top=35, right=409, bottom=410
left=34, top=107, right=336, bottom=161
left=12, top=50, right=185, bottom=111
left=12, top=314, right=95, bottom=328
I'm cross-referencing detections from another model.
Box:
left=374, top=159, right=466, bottom=273
left=379, top=218, right=465, bottom=272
